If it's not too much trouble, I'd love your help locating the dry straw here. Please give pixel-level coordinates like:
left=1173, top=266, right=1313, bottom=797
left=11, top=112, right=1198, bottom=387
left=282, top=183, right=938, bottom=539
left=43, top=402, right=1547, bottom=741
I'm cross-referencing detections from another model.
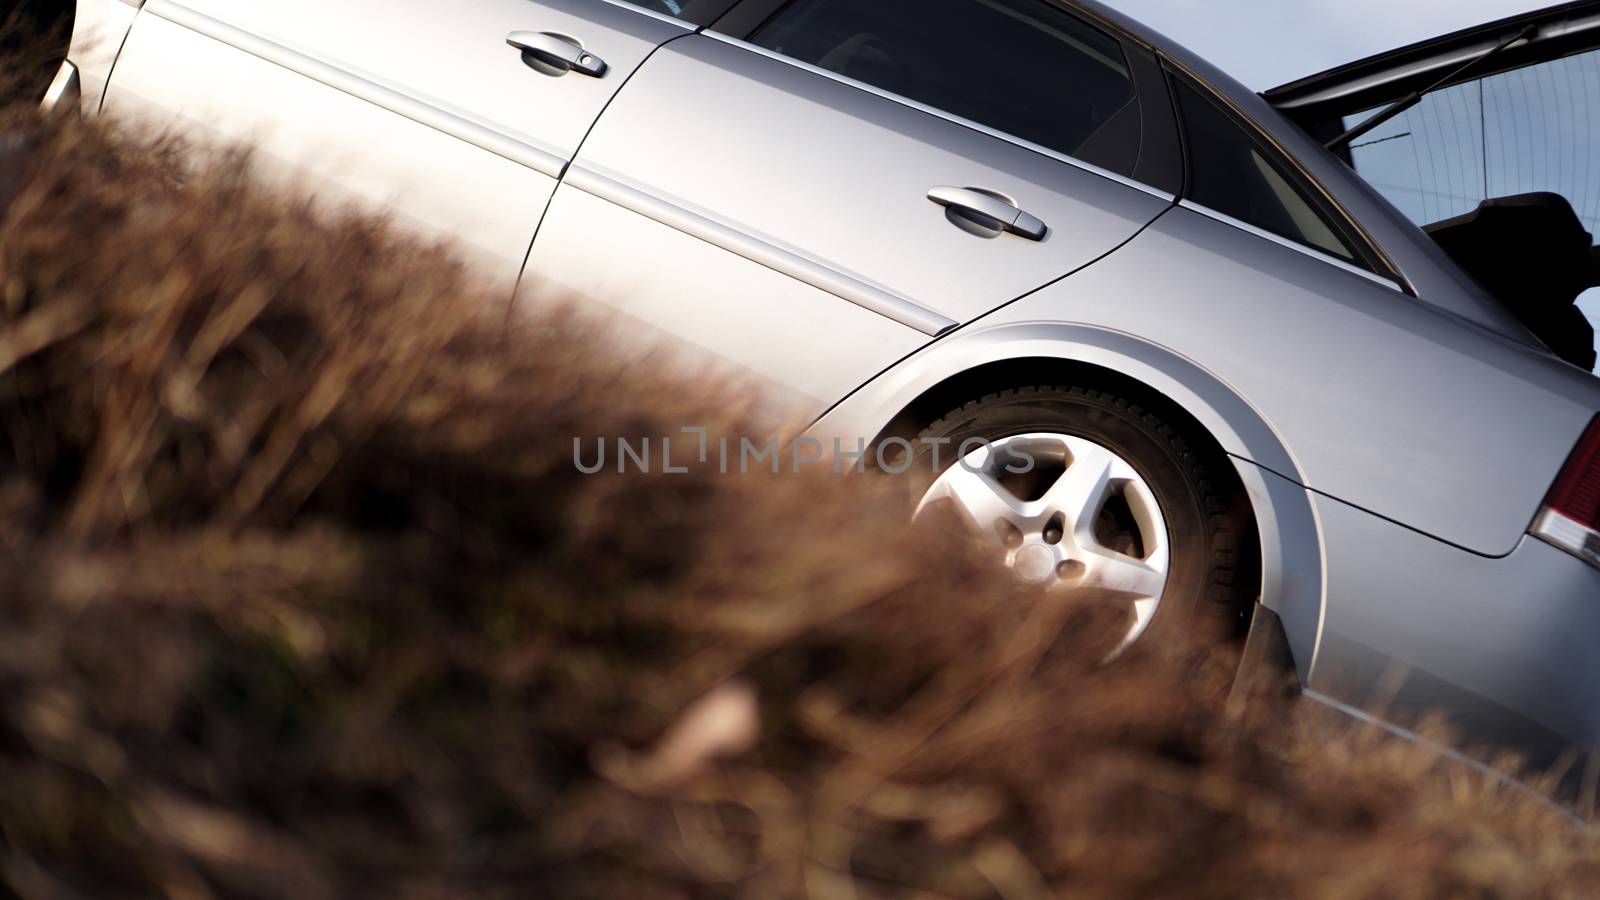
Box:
left=0, top=69, right=1595, bottom=898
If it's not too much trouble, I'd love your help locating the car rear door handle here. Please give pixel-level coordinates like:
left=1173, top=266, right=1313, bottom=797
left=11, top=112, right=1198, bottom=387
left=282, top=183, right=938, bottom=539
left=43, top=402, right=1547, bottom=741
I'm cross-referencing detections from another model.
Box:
left=928, top=186, right=1048, bottom=241
left=507, top=31, right=608, bottom=78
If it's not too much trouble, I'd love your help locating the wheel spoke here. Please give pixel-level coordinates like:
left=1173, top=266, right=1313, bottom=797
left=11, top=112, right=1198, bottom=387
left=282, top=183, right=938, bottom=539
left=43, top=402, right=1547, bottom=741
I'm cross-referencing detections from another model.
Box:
left=915, top=430, right=1174, bottom=656
left=1080, top=546, right=1167, bottom=600
left=1041, top=443, right=1115, bottom=534
left=1110, top=597, right=1163, bottom=653
left=932, top=464, right=1023, bottom=546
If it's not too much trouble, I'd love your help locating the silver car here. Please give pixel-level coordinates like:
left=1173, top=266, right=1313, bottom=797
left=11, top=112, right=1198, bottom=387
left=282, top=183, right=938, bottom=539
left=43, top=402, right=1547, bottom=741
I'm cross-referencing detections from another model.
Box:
left=40, top=0, right=1600, bottom=791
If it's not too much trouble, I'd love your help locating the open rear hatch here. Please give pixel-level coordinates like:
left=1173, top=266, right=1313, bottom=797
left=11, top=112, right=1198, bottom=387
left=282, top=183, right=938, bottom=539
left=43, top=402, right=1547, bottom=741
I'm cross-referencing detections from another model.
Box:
left=1265, top=1, right=1600, bottom=371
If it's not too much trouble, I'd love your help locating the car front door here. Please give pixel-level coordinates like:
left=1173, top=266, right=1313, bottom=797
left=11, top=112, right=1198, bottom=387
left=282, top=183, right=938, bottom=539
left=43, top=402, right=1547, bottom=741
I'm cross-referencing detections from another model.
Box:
left=102, top=0, right=725, bottom=292
left=522, top=0, right=1181, bottom=418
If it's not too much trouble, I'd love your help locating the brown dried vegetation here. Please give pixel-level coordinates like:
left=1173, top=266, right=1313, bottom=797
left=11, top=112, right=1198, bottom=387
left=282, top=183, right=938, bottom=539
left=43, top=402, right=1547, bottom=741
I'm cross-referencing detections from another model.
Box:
left=0, top=93, right=1596, bottom=898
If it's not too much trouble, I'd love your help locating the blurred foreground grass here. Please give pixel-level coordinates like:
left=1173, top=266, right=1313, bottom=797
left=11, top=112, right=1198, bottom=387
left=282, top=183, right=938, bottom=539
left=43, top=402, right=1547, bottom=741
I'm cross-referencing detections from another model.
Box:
left=0, top=93, right=1597, bottom=898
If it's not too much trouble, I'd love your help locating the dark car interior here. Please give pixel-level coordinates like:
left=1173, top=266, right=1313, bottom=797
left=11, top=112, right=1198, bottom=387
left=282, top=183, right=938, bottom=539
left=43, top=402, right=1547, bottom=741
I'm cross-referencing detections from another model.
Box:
left=1424, top=193, right=1600, bottom=371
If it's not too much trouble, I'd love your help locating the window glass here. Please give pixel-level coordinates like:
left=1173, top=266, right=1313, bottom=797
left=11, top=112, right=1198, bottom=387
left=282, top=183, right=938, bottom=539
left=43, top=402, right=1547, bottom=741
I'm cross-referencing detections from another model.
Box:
left=1175, top=80, right=1359, bottom=263
left=750, top=0, right=1137, bottom=163
left=1342, top=48, right=1600, bottom=236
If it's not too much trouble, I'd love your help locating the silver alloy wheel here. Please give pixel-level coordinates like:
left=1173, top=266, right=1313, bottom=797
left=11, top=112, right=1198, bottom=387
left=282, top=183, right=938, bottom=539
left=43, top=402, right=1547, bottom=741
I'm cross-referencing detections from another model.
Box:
left=915, top=433, right=1172, bottom=651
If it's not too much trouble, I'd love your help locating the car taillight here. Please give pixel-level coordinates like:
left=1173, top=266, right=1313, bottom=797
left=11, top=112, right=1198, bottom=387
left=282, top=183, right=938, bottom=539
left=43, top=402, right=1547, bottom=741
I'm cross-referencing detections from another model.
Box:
left=1531, top=415, right=1600, bottom=569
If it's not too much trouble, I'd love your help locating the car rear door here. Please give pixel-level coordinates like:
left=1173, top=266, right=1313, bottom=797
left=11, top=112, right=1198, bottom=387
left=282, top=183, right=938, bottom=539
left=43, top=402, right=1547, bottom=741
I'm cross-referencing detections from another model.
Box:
left=522, top=0, right=1181, bottom=418
left=103, top=0, right=726, bottom=291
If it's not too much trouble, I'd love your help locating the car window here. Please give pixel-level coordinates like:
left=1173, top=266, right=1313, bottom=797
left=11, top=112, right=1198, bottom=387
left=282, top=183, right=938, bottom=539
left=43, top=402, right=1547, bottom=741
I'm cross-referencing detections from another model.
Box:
left=748, top=0, right=1138, bottom=165
left=1174, top=79, right=1360, bottom=264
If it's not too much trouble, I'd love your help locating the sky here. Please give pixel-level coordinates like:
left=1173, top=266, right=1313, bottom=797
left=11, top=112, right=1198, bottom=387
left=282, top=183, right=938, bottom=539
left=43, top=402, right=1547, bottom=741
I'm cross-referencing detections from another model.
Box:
left=1100, top=0, right=1549, bottom=89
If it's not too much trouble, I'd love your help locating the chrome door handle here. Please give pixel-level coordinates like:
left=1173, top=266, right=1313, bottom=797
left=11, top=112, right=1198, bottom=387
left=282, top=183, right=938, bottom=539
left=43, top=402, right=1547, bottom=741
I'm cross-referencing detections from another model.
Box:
left=507, top=31, right=608, bottom=77
left=928, top=186, right=1048, bottom=241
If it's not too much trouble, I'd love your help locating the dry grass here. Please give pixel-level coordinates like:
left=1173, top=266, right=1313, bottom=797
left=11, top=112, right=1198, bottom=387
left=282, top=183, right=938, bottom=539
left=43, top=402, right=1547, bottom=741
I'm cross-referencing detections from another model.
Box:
left=0, top=3, right=72, bottom=110
left=0, top=100, right=1596, bottom=898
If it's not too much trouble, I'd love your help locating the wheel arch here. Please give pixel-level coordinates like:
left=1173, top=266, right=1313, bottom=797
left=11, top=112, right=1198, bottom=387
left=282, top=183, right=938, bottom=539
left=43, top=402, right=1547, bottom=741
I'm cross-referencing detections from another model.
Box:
left=810, top=322, right=1326, bottom=681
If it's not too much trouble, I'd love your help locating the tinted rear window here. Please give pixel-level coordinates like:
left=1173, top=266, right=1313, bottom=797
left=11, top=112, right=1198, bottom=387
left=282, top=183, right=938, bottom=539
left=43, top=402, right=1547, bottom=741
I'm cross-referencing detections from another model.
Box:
left=751, top=0, right=1137, bottom=163
left=1175, top=79, right=1360, bottom=264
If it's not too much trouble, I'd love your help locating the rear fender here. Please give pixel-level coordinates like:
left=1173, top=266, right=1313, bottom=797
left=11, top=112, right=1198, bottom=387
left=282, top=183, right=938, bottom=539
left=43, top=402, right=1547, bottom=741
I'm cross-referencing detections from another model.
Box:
left=809, top=322, right=1326, bottom=682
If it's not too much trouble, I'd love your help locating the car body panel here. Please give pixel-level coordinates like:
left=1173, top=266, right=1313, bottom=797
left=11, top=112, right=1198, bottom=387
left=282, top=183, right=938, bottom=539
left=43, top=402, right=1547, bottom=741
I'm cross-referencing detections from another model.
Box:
left=817, top=203, right=1600, bottom=557
left=591, top=32, right=1173, bottom=328
left=522, top=29, right=1172, bottom=421
left=103, top=7, right=553, bottom=290
left=1310, top=490, right=1600, bottom=756
left=102, top=0, right=686, bottom=290
left=163, top=0, right=690, bottom=165
left=812, top=202, right=1600, bottom=753
left=522, top=183, right=931, bottom=420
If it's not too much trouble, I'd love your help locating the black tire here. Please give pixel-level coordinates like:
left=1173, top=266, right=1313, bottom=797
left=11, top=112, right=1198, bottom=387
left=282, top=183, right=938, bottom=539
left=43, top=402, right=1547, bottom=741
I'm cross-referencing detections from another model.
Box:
left=912, top=385, right=1256, bottom=648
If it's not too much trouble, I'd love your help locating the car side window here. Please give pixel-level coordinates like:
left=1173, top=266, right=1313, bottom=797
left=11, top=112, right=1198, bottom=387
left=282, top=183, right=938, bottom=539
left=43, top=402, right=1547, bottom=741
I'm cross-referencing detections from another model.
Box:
left=1173, top=79, right=1361, bottom=265
left=748, top=0, right=1138, bottom=168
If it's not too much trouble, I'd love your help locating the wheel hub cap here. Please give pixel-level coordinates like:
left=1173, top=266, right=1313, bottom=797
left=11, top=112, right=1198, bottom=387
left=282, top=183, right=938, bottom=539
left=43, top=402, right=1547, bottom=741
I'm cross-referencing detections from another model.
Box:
left=915, top=433, right=1172, bottom=651
left=1013, top=543, right=1058, bottom=583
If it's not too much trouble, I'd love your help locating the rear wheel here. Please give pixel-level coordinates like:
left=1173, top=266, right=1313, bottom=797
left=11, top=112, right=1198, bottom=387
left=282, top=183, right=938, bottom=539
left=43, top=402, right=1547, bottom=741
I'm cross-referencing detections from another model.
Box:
left=911, top=386, right=1255, bottom=652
